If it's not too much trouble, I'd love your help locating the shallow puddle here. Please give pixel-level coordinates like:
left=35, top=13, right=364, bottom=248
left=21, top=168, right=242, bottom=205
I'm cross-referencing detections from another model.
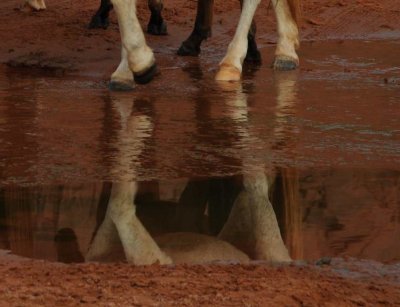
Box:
left=0, top=40, right=399, bottom=263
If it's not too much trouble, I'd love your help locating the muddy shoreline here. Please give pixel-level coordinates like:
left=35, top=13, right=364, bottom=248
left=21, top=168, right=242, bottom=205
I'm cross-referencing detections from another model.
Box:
left=1, top=254, right=399, bottom=306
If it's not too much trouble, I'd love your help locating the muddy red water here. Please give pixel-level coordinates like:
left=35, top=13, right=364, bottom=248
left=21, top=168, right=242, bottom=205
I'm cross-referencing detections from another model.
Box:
left=0, top=0, right=400, bottom=306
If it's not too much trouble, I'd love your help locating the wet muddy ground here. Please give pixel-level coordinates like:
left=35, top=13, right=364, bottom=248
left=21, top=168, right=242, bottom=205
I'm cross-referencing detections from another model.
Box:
left=0, top=0, right=400, bottom=305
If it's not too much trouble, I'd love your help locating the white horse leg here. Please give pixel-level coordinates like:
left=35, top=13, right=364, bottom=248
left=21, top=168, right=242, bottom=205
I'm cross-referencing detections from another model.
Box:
left=107, top=182, right=172, bottom=265
left=25, top=0, right=46, bottom=10
left=111, top=0, right=158, bottom=88
left=85, top=209, right=120, bottom=261
left=272, top=0, right=300, bottom=70
left=110, top=47, right=135, bottom=91
left=215, top=83, right=291, bottom=262
left=88, top=93, right=171, bottom=265
left=215, top=0, right=260, bottom=81
left=218, top=172, right=291, bottom=262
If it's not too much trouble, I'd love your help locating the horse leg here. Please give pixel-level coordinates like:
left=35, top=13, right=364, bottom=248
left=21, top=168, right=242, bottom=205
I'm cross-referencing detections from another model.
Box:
left=147, top=0, right=167, bottom=35
left=218, top=172, right=291, bottom=262
left=215, top=0, right=260, bottom=81
left=25, top=0, right=46, bottom=10
left=110, top=47, right=135, bottom=91
left=87, top=183, right=171, bottom=264
left=85, top=204, right=120, bottom=261
left=88, top=0, right=113, bottom=29
left=177, top=0, right=214, bottom=56
left=239, top=0, right=261, bottom=64
left=110, top=0, right=158, bottom=89
left=272, top=0, right=300, bottom=70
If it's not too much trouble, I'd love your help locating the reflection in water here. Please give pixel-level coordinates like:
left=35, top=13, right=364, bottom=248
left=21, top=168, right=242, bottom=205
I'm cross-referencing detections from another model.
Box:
left=0, top=170, right=399, bottom=263
left=0, top=41, right=399, bottom=264
left=54, top=228, right=84, bottom=263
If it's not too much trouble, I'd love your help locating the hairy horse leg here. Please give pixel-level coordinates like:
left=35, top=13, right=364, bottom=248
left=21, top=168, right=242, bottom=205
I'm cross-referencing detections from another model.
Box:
left=272, top=0, right=300, bottom=70
left=25, top=0, right=46, bottom=10
left=177, top=0, right=214, bottom=56
left=89, top=0, right=113, bottom=29
left=218, top=173, right=291, bottom=262
left=215, top=0, right=260, bottom=81
left=147, top=0, right=167, bottom=35
left=110, top=0, right=157, bottom=89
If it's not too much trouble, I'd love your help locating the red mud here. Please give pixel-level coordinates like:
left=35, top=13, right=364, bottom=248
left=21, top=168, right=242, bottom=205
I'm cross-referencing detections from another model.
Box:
left=1, top=0, right=400, bottom=305
left=1, top=0, right=399, bottom=75
left=0, top=254, right=399, bottom=306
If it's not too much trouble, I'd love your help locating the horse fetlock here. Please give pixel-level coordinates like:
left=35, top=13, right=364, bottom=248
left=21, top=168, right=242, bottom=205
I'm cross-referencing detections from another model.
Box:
left=177, top=35, right=203, bottom=57
left=147, top=20, right=167, bottom=36
left=111, top=66, right=135, bottom=91
left=177, top=43, right=200, bottom=57
left=88, top=14, right=110, bottom=29
left=127, top=46, right=155, bottom=75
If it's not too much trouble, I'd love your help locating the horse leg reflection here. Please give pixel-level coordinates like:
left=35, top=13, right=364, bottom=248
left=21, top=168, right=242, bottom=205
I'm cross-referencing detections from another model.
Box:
left=87, top=94, right=171, bottom=265
left=219, top=173, right=291, bottom=262
left=214, top=82, right=291, bottom=262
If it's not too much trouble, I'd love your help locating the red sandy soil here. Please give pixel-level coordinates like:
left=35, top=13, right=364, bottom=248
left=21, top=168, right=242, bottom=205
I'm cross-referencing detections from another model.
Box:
left=1, top=0, right=400, bottom=305
left=1, top=253, right=400, bottom=306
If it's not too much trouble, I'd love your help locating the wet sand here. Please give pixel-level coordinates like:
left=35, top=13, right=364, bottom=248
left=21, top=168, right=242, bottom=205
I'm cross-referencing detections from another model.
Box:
left=0, top=254, right=399, bottom=306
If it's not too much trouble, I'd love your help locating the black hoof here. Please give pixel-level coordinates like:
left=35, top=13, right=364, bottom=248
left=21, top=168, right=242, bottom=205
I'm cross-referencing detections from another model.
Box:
left=88, top=15, right=109, bottom=29
left=109, top=80, right=135, bottom=91
left=177, top=42, right=200, bottom=57
left=147, top=21, right=168, bottom=36
left=273, top=57, right=298, bottom=71
left=244, top=49, right=262, bottom=65
left=134, top=64, right=158, bottom=85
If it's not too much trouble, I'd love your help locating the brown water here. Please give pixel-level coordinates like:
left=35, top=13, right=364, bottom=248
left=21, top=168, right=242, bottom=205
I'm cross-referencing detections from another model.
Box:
left=0, top=40, right=399, bottom=263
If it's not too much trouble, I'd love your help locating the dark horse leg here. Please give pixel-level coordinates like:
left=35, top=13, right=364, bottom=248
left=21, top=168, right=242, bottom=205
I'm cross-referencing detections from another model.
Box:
left=177, top=0, right=214, bottom=56
left=88, top=0, right=113, bottom=29
left=241, top=0, right=261, bottom=64
left=89, top=0, right=167, bottom=35
left=147, top=0, right=168, bottom=35
left=177, top=0, right=261, bottom=64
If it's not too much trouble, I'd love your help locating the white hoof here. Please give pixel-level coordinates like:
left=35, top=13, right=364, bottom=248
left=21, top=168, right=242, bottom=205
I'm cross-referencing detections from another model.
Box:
left=215, top=64, right=241, bottom=82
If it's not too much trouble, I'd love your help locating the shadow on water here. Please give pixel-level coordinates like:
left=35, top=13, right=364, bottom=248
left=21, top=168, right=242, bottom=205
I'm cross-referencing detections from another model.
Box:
left=0, top=40, right=399, bottom=264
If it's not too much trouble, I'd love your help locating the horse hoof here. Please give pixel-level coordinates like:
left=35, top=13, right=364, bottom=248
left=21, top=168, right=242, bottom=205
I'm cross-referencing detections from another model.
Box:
left=88, top=15, right=109, bottom=29
left=134, top=64, right=158, bottom=85
left=244, top=49, right=262, bottom=65
left=215, top=64, right=241, bottom=82
left=147, top=21, right=167, bottom=36
left=273, top=56, right=298, bottom=71
left=177, top=42, right=200, bottom=57
left=109, top=80, right=135, bottom=91
left=24, top=1, right=46, bottom=11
